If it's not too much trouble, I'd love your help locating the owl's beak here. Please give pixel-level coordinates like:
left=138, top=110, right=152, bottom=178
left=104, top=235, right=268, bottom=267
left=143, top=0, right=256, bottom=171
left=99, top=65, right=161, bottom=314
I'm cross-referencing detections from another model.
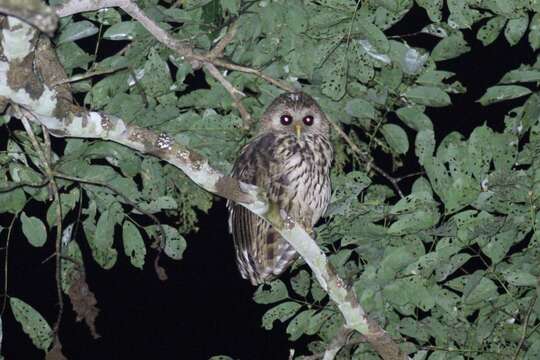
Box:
left=294, top=123, right=302, bottom=138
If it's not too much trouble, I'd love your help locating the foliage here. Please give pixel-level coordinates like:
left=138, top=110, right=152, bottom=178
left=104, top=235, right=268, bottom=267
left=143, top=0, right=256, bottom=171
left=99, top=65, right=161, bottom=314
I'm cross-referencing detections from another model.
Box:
left=1, top=0, right=540, bottom=359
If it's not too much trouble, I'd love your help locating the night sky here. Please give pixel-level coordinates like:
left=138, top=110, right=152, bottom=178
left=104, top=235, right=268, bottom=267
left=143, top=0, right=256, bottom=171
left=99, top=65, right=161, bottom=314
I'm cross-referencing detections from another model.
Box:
left=0, top=4, right=536, bottom=360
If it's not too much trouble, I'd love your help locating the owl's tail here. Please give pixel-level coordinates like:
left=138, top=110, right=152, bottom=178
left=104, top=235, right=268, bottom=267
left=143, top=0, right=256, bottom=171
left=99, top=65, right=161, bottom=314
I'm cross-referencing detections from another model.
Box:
left=230, top=204, right=298, bottom=285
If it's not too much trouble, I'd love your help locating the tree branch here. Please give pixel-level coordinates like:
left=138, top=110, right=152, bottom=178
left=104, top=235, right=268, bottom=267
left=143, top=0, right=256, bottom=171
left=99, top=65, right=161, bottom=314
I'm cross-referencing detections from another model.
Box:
left=0, top=0, right=57, bottom=35
left=0, top=16, right=409, bottom=360
left=203, top=63, right=251, bottom=129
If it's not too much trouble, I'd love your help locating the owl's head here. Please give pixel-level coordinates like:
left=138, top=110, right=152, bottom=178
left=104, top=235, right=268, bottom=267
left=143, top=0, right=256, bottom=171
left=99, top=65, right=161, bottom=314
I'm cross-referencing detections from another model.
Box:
left=259, top=92, right=330, bottom=138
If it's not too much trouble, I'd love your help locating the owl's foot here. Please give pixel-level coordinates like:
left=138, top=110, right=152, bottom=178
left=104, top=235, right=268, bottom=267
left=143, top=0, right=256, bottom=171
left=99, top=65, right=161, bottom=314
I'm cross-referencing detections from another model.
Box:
left=265, top=200, right=285, bottom=229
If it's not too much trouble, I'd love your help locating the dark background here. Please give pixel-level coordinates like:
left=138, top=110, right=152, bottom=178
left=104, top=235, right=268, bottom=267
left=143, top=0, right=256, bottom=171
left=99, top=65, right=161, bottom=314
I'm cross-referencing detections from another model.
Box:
left=0, top=4, right=535, bottom=360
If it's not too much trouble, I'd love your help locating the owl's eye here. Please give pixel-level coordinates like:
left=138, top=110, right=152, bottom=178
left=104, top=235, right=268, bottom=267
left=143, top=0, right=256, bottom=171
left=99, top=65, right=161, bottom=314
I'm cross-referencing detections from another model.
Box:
left=280, top=114, right=293, bottom=125
left=303, top=115, right=314, bottom=126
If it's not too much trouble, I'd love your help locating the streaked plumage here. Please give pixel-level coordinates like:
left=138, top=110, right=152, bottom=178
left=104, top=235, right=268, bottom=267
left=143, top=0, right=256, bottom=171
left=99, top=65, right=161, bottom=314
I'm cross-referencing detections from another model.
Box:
left=228, top=92, right=333, bottom=285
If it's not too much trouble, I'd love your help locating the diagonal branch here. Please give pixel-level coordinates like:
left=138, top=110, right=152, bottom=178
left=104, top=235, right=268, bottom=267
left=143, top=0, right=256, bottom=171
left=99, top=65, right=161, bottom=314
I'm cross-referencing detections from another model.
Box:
left=0, top=16, right=409, bottom=360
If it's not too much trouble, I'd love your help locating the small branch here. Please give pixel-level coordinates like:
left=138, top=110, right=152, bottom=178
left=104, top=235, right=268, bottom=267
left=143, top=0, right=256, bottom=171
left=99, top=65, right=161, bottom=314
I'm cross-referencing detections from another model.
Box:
left=19, top=113, right=64, bottom=338
left=513, top=295, right=537, bottom=360
left=328, top=119, right=405, bottom=198
left=208, top=21, right=238, bottom=59
left=0, top=0, right=57, bottom=35
left=52, top=66, right=128, bottom=86
left=204, top=63, right=251, bottom=129
left=0, top=214, right=18, bottom=316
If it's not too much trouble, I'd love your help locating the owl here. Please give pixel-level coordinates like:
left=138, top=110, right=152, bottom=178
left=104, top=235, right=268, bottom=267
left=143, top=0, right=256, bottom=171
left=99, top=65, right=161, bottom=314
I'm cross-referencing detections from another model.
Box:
left=228, top=92, right=333, bottom=285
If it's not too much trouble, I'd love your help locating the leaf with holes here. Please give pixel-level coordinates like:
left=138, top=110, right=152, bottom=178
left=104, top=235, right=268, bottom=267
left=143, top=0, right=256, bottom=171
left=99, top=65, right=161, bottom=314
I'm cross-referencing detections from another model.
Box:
left=122, top=221, right=146, bottom=269
left=10, top=298, right=52, bottom=351
left=286, top=309, right=316, bottom=341
left=321, top=52, right=347, bottom=100
left=261, top=302, right=302, bottom=330
left=477, top=16, right=506, bottom=46
left=162, top=225, right=186, bottom=260
left=502, top=270, right=537, bottom=287
left=253, top=279, right=289, bottom=304
left=504, top=16, right=529, bottom=46
left=291, top=270, right=310, bottom=297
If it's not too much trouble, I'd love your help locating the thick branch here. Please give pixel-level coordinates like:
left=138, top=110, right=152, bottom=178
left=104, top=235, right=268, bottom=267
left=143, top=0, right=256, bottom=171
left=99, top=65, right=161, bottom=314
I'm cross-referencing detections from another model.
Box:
left=0, top=0, right=57, bottom=35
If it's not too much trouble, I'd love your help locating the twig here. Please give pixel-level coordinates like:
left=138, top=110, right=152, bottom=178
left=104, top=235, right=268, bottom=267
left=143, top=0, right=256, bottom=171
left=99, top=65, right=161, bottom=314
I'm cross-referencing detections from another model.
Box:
left=395, top=171, right=425, bottom=183
left=19, top=112, right=65, bottom=338
left=0, top=214, right=18, bottom=316
left=208, top=21, right=238, bottom=59
left=52, top=66, right=128, bottom=86
left=328, top=119, right=405, bottom=198
left=0, top=0, right=57, bottom=35
left=513, top=295, right=537, bottom=360
left=204, top=63, right=251, bottom=129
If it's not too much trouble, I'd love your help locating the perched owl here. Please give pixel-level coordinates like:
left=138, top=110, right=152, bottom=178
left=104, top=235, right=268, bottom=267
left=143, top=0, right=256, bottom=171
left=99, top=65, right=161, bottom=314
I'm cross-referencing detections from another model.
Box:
left=228, top=92, right=333, bottom=285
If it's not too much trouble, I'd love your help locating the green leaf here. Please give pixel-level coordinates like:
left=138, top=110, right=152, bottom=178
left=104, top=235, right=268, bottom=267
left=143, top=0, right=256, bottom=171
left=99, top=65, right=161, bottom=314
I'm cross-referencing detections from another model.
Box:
left=431, top=32, right=470, bottom=61
left=10, top=298, right=53, bottom=351
left=286, top=309, right=316, bottom=341
left=504, top=16, right=529, bottom=46
left=416, top=0, right=442, bottom=22
left=500, top=68, right=540, bottom=83
left=345, top=98, right=376, bottom=119
left=56, top=42, right=93, bottom=72
left=477, top=16, right=506, bottom=46
left=291, top=270, right=310, bottom=297
left=261, top=302, right=302, bottom=330
left=306, top=309, right=334, bottom=335
left=478, top=85, right=532, bottom=105
left=253, top=279, right=289, bottom=304
left=396, top=106, right=432, bottom=131
left=502, top=270, right=537, bottom=287
left=356, top=21, right=389, bottom=53
left=404, top=86, right=451, bottom=107
left=284, top=1, right=308, bottom=34
left=122, top=221, right=146, bottom=269
left=0, top=188, right=26, bottom=214
left=94, top=209, right=117, bottom=249
left=381, top=124, right=409, bottom=154
left=163, top=225, right=186, bottom=260
left=529, top=13, right=540, bottom=50
left=20, top=212, right=47, bottom=247
left=321, top=53, right=347, bottom=100
left=482, top=230, right=516, bottom=264
left=141, top=49, right=173, bottom=97
left=57, top=20, right=98, bottom=44
left=103, top=21, right=140, bottom=40
left=415, top=129, right=435, bottom=165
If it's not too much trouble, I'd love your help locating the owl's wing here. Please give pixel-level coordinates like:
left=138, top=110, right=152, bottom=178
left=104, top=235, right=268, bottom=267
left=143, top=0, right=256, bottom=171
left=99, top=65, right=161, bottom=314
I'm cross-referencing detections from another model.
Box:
left=227, top=133, right=297, bottom=285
